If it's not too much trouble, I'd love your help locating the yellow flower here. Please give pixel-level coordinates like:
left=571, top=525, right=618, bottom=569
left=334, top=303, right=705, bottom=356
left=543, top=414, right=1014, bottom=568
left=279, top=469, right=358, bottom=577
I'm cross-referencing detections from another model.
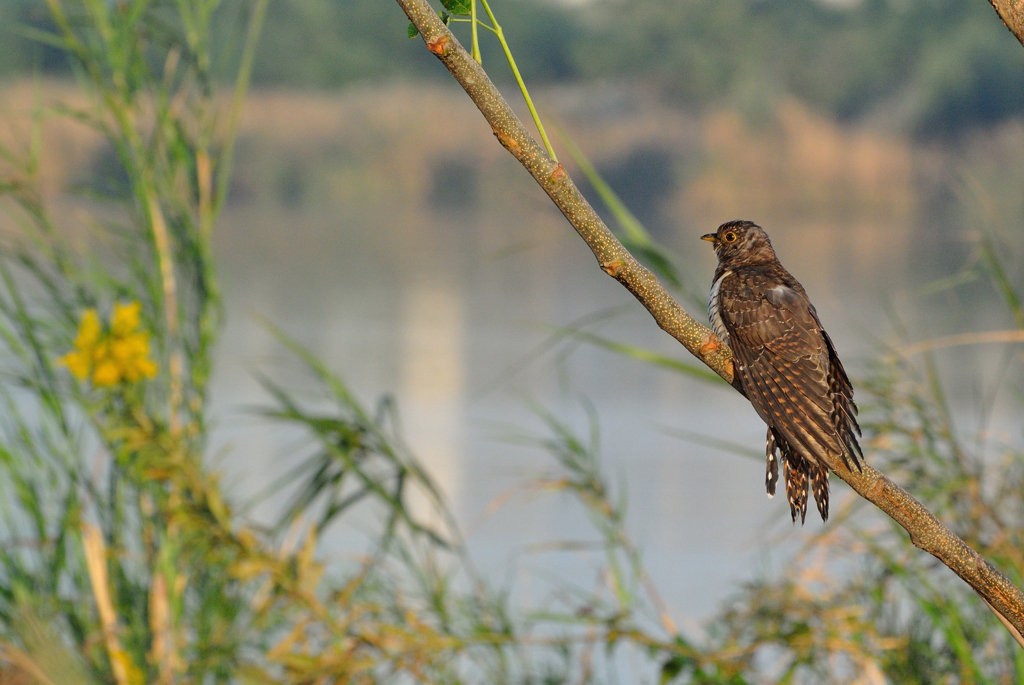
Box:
left=75, top=309, right=101, bottom=349
left=138, top=358, right=157, bottom=378
left=111, top=337, right=136, bottom=362
left=92, top=360, right=122, bottom=387
left=92, top=339, right=110, bottom=364
left=59, top=350, right=91, bottom=380
left=111, top=301, right=141, bottom=336
left=59, top=301, right=158, bottom=388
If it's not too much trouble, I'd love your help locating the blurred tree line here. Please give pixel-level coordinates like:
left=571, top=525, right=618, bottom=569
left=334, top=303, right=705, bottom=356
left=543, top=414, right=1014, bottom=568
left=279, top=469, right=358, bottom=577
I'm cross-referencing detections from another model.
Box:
left=2, top=0, right=1023, bottom=139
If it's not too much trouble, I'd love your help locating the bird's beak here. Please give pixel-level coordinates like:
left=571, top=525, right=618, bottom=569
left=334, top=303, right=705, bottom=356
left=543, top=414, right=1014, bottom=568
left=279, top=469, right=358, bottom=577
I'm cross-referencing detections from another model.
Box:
left=701, top=233, right=717, bottom=243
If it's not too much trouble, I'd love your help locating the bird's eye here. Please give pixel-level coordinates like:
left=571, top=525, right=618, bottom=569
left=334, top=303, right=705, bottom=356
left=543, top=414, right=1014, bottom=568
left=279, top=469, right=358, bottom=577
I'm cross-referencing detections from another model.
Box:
left=724, top=232, right=738, bottom=243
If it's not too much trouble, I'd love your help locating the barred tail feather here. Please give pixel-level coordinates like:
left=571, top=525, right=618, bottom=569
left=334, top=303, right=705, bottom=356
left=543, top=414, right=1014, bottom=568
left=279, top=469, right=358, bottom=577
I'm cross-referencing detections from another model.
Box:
left=810, top=463, right=830, bottom=522
left=782, top=448, right=808, bottom=524
left=766, top=428, right=779, bottom=497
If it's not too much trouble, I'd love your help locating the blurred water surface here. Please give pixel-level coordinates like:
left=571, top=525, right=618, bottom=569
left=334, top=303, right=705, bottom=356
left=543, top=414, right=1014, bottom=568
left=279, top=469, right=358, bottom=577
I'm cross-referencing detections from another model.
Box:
left=198, top=84, right=1024, bottom=623
left=4, top=78, right=1021, bottom=625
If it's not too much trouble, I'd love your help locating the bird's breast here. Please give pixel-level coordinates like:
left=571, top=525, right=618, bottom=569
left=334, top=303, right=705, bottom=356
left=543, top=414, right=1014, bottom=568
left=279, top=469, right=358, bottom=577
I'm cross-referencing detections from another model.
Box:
left=708, top=269, right=733, bottom=345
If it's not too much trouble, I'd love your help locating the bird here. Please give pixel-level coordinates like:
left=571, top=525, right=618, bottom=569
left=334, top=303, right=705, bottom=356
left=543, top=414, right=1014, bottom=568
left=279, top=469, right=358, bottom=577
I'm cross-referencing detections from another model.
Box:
left=702, top=220, right=862, bottom=523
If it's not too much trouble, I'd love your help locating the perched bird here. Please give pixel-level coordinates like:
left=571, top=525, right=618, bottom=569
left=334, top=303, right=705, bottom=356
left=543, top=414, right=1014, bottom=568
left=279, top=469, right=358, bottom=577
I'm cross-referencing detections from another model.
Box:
left=702, top=221, right=862, bottom=523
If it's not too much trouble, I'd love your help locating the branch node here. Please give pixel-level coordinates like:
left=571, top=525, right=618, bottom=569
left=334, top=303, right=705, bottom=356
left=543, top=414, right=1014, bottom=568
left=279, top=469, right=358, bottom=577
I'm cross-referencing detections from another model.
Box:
left=975, top=553, right=987, bottom=572
left=699, top=334, right=722, bottom=357
left=492, top=127, right=521, bottom=155
left=548, top=163, right=567, bottom=184
left=427, top=34, right=449, bottom=56
left=600, top=259, right=626, bottom=278
left=868, top=477, right=885, bottom=499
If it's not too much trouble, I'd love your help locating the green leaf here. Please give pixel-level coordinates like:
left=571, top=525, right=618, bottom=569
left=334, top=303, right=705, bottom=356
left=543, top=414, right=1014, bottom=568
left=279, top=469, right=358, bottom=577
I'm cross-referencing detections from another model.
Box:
left=660, top=653, right=688, bottom=683
left=657, top=425, right=762, bottom=461
left=547, top=325, right=728, bottom=386
left=554, top=125, right=685, bottom=290
left=407, top=22, right=419, bottom=38
left=9, top=23, right=68, bottom=51
left=440, top=0, right=471, bottom=16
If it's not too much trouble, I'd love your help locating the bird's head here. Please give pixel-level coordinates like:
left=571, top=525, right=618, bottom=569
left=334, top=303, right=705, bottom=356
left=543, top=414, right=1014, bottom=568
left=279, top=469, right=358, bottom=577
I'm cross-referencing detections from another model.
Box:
left=701, top=220, right=777, bottom=267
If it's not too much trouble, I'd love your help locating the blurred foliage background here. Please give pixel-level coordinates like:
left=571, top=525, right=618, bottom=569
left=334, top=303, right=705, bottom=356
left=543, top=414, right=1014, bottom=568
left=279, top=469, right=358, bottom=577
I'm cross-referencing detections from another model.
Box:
left=5, top=0, right=1024, bottom=139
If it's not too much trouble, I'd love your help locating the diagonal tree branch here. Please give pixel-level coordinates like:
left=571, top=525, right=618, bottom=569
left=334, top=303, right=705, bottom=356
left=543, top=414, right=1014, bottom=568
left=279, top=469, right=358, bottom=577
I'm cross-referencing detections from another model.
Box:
left=988, top=0, right=1024, bottom=46
left=393, top=0, right=1024, bottom=644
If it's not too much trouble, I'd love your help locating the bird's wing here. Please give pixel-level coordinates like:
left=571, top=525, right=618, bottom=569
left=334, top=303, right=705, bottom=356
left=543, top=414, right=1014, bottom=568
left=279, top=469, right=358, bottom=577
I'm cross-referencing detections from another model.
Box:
left=819, top=323, right=863, bottom=466
left=720, top=272, right=845, bottom=467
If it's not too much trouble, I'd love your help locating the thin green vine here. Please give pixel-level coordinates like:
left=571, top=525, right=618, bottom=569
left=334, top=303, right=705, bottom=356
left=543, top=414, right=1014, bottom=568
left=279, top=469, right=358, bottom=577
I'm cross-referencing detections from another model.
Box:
left=470, top=0, right=481, bottom=63
left=471, top=0, right=558, bottom=161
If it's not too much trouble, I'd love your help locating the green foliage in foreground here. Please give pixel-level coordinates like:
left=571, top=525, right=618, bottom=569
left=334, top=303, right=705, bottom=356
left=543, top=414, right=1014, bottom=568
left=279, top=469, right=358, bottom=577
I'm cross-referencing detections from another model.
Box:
left=0, top=0, right=1023, bottom=682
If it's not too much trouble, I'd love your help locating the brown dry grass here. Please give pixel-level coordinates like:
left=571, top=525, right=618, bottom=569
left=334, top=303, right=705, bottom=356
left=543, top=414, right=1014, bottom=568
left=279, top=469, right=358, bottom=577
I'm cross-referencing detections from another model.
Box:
left=684, top=101, right=916, bottom=223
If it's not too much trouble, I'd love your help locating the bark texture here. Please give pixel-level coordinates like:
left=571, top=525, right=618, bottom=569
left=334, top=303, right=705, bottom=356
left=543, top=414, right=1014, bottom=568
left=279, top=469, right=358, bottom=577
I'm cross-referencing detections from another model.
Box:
left=395, top=0, right=1024, bottom=643
left=989, top=0, right=1024, bottom=46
